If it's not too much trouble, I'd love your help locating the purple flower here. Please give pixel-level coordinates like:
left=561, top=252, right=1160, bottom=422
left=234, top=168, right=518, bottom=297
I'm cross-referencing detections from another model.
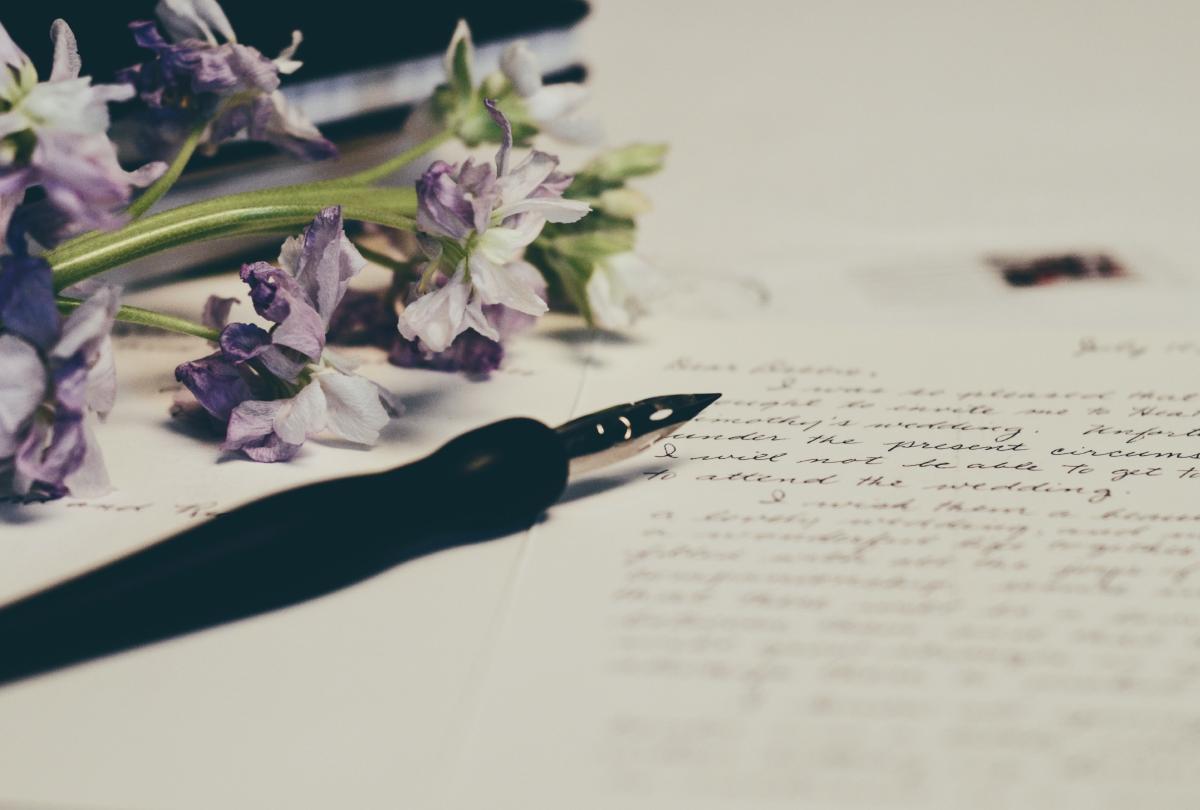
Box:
left=0, top=19, right=166, bottom=242
left=326, top=288, right=398, bottom=348
left=0, top=254, right=118, bottom=499
left=175, top=207, right=396, bottom=462
left=389, top=330, right=504, bottom=376
left=398, top=104, right=589, bottom=353
left=120, top=0, right=334, bottom=160
left=323, top=284, right=524, bottom=377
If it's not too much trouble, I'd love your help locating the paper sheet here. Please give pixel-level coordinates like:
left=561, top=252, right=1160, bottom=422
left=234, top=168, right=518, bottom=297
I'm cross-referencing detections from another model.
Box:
left=0, top=277, right=594, bottom=809
left=449, top=320, right=1200, bottom=810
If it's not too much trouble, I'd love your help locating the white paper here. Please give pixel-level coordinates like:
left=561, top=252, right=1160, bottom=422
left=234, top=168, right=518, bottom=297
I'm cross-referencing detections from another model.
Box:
left=0, top=275, right=592, bottom=810
left=449, top=320, right=1200, bottom=810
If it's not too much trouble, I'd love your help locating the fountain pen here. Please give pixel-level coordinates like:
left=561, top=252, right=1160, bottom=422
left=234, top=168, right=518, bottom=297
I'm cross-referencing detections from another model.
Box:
left=0, top=392, right=720, bottom=687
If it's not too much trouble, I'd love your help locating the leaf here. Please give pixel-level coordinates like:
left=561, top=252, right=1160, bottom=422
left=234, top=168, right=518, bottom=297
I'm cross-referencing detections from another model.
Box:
left=445, top=20, right=475, bottom=99
left=528, top=244, right=593, bottom=324
left=581, top=143, right=668, bottom=184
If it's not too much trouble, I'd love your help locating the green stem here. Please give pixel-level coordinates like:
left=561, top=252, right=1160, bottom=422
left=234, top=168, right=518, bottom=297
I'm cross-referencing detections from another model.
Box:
left=338, top=128, right=454, bottom=185
left=56, top=298, right=219, bottom=341
left=127, top=120, right=206, bottom=220
left=351, top=239, right=413, bottom=275
left=47, top=186, right=417, bottom=291
left=46, top=128, right=451, bottom=264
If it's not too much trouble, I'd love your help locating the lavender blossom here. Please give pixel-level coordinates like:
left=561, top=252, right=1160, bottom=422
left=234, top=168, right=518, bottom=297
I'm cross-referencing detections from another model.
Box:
left=120, top=0, right=334, bottom=160
left=0, top=253, right=118, bottom=499
left=175, top=207, right=395, bottom=462
left=388, top=260, right=546, bottom=375
left=397, top=104, right=589, bottom=353
left=0, top=20, right=165, bottom=241
left=389, top=330, right=504, bottom=375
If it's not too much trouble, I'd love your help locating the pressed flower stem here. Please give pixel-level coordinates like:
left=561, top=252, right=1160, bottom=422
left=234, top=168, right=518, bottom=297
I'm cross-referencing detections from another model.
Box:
left=46, top=129, right=449, bottom=270
left=56, top=298, right=219, bottom=342
left=126, top=120, right=207, bottom=221
left=337, top=128, right=455, bottom=185
left=47, top=187, right=418, bottom=292
left=350, top=239, right=412, bottom=275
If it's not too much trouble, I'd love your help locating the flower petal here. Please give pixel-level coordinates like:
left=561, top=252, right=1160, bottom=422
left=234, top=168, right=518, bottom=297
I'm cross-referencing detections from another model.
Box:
left=281, top=207, right=365, bottom=327
left=0, top=253, right=58, bottom=351
left=494, top=196, right=590, bottom=224
left=15, top=414, right=87, bottom=496
left=0, top=21, right=30, bottom=77
left=524, top=83, right=590, bottom=124
left=62, top=416, right=112, bottom=498
left=272, top=381, right=326, bottom=445
left=483, top=261, right=547, bottom=339
left=468, top=255, right=548, bottom=316
left=223, top=399, right=302, bottom=462
left=416, top=161, right=476, bottom=240
left=318, top=371, right=390, bottom=445
left=500, top=41, right=542, bottom=97
left=252, top=90, right=336, bottom=160
left=586, top=252, right=663, bottom=330
left=274, top=30, right=303, bottom=74
left=474, top=217, right=543, bottom=265
left=52, top=285, right=119, bottom=364
left=219, top=322, right=272, bottom=362
left=155, top=0, right=237, bottom=45
left=86, top=337, right=117, bottom=417
left=201, top=295, right=239, bottom=329
left=0, top=335, right=46, bottom=457
left=175, top=353, right=255, bottom=422
left=496, top=150, right=558, bottom=202
left=49, top=19, right=82, bottom=82
left=397, top=270, right=471, bottom=353
left=240, top=262, right=325, bottom=361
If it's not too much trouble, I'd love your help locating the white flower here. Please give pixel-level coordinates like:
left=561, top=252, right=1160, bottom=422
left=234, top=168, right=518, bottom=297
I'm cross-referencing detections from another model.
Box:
left=500, top=41, right=602, bottom=144
left=586, top=253, right=664, bottom=330
left=397, top=269, right=498, bottom=353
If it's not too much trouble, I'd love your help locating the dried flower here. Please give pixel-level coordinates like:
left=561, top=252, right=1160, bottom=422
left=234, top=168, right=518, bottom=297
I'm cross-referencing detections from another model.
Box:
left=527, top=143, right=667, bottom=328
left=0, top=19, right=165, bottom=241
left=175, top=207, right=395, bottom=462
left=397, top=103, right=588, bottom=352
left=0, top=253, right=118, bottom=498
left=120, top=0, right=334, bottom=159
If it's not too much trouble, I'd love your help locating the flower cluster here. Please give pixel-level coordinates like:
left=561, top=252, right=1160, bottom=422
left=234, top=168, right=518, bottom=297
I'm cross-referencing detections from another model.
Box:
left=119, top=0, right=334, bottom=159
left=395, top=102, right=588, bottom=356
left=176, top=207, right=395, bottom=462
left=1, top=18, right=164, bottom=243
left=0, top=1, right=667, bottom=501
left=0, top=248, right=117, bottom=498
left=330, top=25, right=666, bottom=374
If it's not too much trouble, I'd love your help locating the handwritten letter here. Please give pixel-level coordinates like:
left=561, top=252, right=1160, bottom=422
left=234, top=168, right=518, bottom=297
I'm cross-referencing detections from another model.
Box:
left=454, top=325, right=1200, bottom=810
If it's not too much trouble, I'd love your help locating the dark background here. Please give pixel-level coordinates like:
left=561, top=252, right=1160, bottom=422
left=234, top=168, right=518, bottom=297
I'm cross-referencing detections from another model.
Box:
left=4, top=1, right=589, bottom=81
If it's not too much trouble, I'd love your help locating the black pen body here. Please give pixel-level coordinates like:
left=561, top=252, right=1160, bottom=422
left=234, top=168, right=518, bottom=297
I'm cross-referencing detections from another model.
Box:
left=0, top=418, right=568, bottom=686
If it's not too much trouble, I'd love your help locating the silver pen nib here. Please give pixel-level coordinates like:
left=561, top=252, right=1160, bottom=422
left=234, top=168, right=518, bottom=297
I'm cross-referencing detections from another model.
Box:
left=555, top=393, right=721, bottom=476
